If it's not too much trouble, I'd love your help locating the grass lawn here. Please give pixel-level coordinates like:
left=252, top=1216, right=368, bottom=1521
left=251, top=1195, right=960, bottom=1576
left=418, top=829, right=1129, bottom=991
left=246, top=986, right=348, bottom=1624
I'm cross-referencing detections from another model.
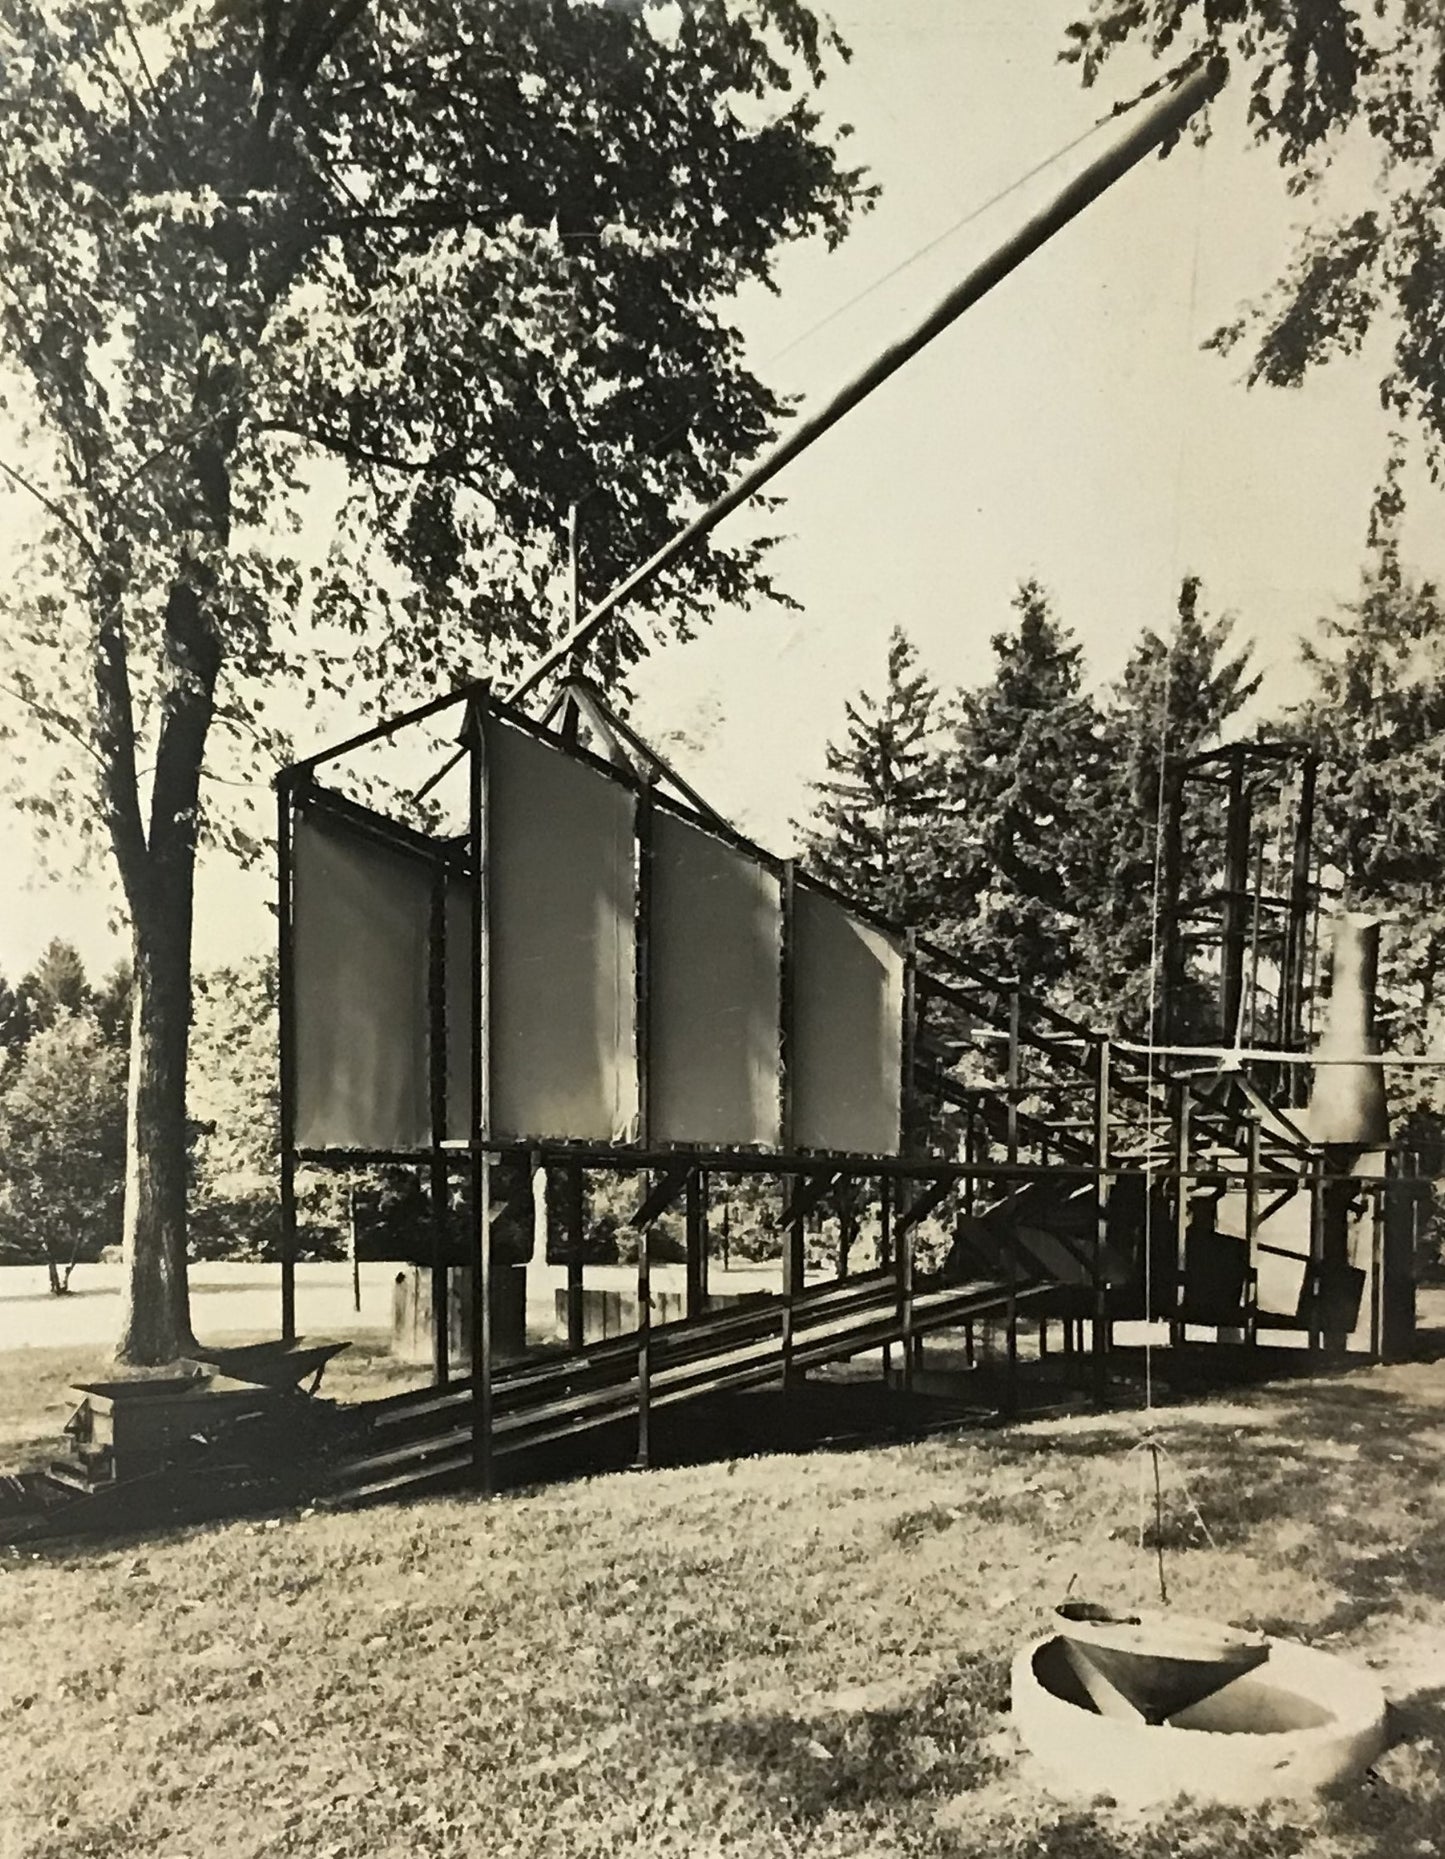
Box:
left=3, top=1310, right=1445, bottom=1859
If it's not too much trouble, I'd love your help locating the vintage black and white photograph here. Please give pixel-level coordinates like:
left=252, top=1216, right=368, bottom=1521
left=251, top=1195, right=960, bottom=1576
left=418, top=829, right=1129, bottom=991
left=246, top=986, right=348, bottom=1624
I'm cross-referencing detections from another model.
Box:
left=1, top=2, right=1443, bottom=1854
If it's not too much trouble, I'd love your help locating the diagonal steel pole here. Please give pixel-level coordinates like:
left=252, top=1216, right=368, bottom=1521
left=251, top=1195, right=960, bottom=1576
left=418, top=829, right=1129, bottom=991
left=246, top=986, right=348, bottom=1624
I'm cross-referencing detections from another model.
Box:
left=507, top=55, right=1225, bottom=706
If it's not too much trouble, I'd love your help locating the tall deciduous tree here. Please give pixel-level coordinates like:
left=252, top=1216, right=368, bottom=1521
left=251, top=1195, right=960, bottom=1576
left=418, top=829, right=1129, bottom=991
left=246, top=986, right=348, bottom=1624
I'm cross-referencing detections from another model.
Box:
left=1064, top=3, right=1445, bottom=463
left=189, top=956, right=282, bottom=1260
left=0, top=1010, right=125, bottom=1292
left=800, top=626, right=945, bottom=928
left=0, top=2, right=870, bottom=1361
left=939, top=582, right=1105, bottom=1000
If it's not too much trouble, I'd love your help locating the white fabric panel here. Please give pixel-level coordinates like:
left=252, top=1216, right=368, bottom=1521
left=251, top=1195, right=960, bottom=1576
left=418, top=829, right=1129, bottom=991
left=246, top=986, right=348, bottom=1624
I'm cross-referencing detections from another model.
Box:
left=649, top=812, right=782, bottom=1148
left=293, top=810, right=432, bottom=1151
left=790, top=887, right=904, bottom=1156
left=486, top=717, right=639, bottom=1143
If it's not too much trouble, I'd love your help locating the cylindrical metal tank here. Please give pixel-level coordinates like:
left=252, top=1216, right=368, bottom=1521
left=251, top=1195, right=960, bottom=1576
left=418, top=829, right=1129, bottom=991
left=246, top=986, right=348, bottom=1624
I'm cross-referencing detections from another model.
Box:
left=1306, top=913, right=1390, bottom=1146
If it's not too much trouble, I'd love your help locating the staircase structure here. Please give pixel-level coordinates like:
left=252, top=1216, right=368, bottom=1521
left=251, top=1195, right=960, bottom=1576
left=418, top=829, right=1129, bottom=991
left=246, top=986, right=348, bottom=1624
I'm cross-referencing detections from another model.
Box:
left=319, top=917, right=1413, bottom=1511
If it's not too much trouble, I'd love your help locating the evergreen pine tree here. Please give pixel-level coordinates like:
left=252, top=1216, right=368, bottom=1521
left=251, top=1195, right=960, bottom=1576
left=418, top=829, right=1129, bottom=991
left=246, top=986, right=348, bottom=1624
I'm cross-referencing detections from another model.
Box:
left=800, top=627, right=945, bottom=929
left=1287, top=455, right=1445, bottom=1125
left=938, top=582, right=1104, bottom=999
left=5, top=939, right=93, bottom=1056
left=1083, top=577, right=1262, bottom=1033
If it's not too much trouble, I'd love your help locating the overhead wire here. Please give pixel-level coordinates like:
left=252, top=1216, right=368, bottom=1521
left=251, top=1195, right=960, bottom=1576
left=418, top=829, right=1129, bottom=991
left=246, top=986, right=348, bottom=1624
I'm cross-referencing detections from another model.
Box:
left=760, top=111, right=1117, bottom=373
left=1139, top=117, right=1207, bottom=1462
left=406, top=88, right=1159, bottom=798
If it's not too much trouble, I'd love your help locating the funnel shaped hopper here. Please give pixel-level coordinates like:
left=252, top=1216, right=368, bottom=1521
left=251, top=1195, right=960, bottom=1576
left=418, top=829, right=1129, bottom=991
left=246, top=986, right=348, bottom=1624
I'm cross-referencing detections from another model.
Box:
left=1055, top=1603, right=1271, bottom=1724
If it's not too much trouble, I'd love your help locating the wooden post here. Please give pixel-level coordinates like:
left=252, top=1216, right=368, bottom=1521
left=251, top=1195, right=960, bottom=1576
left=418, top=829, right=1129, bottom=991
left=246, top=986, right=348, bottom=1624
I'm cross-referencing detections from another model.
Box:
left=1005, top=987, right=1021, bottom=1166
left=276, top=777, right=298, bottom=1345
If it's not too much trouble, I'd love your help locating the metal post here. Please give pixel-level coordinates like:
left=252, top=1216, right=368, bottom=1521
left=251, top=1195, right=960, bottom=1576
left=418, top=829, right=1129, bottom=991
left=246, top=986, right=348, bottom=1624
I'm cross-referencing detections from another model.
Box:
left=1158, top=761, right=1186, bottom=1045
left=634, top=777, right=655, bottom=1464
left=1244, top=1118, right=1262, bottom=1349
left=428, top=864, right=451, bottom=1386
left=1369, top=1168, right=1386, bottom=1361
left=567, top=499, right=581, bottom=634
left=564, top=1161, right=586, bottom=1352
left=782, top=1175, right=805, bottom=1388
left=1220, top=749, right=1251, bottom=1046
left=276, top=777, right=298, bottom=1345
left=879, top=1175, right=893, bottom=1380
left=1245, top=831, right=1267, bottom=1048
left=1092, top=1038, right=1112, bottom=1409
left=1307, top=1150, right=1326, bottom=1359
left=1282, top=755, right=1318, bottom=1083
left=779, top=860, right=796, bottom=1152
left=466, top=694, right=494, bottom=1495
left=1171, top=1087, right=1192, bottom=1348
left=348, top=1185, right=360, bottom=1315
left=1003, top=1222, right=1019, bottom=1419
left=636, top=1182, right=653, bottom=1468
left=685, top=1169, right=708, bottom=1317
left=897, top=1178, right=915, bottom=1393
left=898, top=937, right=918, bottom=1388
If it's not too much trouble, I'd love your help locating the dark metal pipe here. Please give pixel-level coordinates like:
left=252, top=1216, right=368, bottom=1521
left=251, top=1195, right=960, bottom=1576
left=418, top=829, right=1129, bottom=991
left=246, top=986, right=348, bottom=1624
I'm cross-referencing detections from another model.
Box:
left=466, top=697, right=495, bottom=1494
left=507, top=56, right=1225, bottom=706
left=279, top=675, right=493, bottom=783
left=277, top=783, right=298, bottom=1344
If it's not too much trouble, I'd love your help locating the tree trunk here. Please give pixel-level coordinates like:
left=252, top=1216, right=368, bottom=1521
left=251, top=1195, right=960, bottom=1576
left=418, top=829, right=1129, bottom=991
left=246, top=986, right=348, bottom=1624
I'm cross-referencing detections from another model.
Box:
left=114, top=876, right=200, bottom=1364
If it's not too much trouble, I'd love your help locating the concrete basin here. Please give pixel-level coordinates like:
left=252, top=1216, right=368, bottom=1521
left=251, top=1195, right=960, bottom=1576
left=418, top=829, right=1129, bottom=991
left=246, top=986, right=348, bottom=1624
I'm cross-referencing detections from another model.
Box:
left=1012, top=1632, right=1389, bottom=1806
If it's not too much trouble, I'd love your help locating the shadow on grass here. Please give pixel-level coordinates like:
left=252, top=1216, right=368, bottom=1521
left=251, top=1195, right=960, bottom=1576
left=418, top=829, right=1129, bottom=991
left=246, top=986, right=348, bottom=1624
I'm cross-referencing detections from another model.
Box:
left=678, top=1661, right=1010, bottom=1826
left=1307, top=1682, right=1445, bottom=1859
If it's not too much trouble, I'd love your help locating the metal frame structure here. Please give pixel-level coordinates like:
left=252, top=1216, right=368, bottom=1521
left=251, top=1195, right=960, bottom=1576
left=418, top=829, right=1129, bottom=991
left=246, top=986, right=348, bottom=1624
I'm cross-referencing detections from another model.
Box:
left=266, top=57, right=1418, bottom=1503
left=1157, top=741, right=1319, bottom=1085
left=274, top=681, right=1414, bottom=1500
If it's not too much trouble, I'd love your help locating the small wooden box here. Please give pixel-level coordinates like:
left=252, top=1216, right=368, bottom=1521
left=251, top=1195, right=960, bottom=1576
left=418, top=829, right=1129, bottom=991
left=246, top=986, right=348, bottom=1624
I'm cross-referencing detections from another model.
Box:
left=64, top=1376, right=277, bottom=1482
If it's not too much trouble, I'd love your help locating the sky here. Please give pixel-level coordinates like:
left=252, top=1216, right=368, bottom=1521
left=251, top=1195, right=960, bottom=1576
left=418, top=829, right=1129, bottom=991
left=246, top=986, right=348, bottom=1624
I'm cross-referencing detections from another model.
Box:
left=3, top=0, right=1440, bottom=980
